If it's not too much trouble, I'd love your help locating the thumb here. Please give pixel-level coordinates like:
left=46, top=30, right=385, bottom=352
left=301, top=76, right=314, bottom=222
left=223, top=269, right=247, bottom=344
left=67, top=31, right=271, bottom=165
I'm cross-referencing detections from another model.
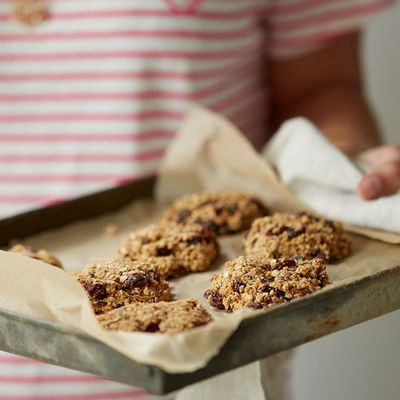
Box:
left=357, top=163, right=400, bottom=200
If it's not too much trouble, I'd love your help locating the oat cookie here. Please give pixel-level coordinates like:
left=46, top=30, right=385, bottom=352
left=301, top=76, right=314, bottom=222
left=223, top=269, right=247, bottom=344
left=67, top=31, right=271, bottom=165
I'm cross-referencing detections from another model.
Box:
left=117, top=223, right=219, bottom=279
left=204, top=254, right=329, bottom=312
left=161, top=191, right=269, bottom=235
left=74, top=258, right=171, bottom=314
left=97, top=298, right=212, bottom=335
left=244, top=212, right=351, bottom=263
left=8, top=244, right=63, bottom=269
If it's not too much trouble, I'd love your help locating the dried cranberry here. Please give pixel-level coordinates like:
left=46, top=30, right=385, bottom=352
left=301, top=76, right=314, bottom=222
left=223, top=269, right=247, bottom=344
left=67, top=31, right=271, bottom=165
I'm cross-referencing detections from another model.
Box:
left=275, top=289, right=286, bottom=298
left=267, top=226, right=288, bottom=236
left=206, top=221, right=220, bottom=234
left=204, top=289, right=224, bottom=310
left=274, top=259, right=297, bottom=270
left=313, top=252, right=327, bottom=262
left=251, top=301, right=263, bottom=309
left=156, top=246, right=173, bottom=257
left=232, top=279, right=244, bottom=293
left=145, top=270, right=159, bottom=282
left=177, top=208, right=191, bottom=224
left=227, top=204, right=238, bottom=214
left=215, top=207, right=223, bottom=216
left=144, top=322, right=160, bottom=332
left=122, top=273, right=150, bottom=290
left=194, top=217, right=204, bottom=225
left=286, top=228, right=297, bottom=239
left=196, top=219, right=220, bottom=234
left=86, top=283, right=108, bottom=300
left=186, top=236, right=205, bottom=245
left=262, top=284, right=272, bottom=293
left=287, top=227, right=306, bottom=239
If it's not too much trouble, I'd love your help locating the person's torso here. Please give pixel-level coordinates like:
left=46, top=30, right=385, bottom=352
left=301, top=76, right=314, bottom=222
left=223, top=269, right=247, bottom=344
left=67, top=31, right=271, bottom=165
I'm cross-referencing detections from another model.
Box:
left=0, top=0, right=270, bottom=218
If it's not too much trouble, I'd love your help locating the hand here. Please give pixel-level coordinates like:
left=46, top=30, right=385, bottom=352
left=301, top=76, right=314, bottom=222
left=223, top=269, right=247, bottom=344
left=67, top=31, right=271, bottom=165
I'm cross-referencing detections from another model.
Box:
left=356, top=145, right=400, bottom=200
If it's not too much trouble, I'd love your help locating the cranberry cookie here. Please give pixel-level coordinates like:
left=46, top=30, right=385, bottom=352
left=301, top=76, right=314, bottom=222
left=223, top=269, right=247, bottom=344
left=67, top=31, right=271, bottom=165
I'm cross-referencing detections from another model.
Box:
left=97, top=298, right=212, bottom=335
left=161, top=191, right=269, bottom=235
left=74, top=258, right=171, bottom=314
left=117, top=223, right=219, bottom=279
left=204, top=254, right=329, bottom=312
left=244, top=212, right=351, bottom=263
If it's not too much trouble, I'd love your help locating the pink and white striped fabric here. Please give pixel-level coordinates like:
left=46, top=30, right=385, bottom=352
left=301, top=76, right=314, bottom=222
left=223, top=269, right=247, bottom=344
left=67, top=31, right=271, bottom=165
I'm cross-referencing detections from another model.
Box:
left=0, top=0, right=392, bottom=398
left=0, top=354, right=163, bottom=399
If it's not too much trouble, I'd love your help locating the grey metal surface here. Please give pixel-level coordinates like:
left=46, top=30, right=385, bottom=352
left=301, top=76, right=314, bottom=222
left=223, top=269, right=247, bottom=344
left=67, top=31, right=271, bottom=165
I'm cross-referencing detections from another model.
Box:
left=0, top=176, right=155, bottom=246
left=1, top=178, right=400, bottom=393
left=1, top=265, right=400, bottom=394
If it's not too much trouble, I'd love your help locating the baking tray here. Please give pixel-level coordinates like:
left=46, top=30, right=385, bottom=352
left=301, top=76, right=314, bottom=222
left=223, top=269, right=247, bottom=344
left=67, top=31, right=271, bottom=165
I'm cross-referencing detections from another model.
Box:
left=1, top=177, right=400, bottom=394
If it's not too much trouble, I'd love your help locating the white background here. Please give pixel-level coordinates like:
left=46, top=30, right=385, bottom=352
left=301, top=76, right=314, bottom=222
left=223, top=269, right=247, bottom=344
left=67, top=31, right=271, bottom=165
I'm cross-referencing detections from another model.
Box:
left=292, top=3, right=400, bottom=399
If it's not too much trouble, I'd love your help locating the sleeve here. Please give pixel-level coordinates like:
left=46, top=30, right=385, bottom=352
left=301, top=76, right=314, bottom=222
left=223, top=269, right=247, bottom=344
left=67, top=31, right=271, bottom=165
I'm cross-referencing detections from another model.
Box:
left=266, top=0, right=396, bottom=60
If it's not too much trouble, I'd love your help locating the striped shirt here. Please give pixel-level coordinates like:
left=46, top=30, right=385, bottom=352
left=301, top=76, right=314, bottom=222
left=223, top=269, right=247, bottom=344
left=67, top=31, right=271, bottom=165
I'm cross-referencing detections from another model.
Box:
left=0, top=0, right=392, bottom=398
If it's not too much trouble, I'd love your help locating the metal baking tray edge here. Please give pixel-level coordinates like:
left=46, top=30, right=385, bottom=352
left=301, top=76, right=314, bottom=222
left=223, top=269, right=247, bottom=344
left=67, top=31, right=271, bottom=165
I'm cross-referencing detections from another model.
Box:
left=1, top=177, right=400, bottom=394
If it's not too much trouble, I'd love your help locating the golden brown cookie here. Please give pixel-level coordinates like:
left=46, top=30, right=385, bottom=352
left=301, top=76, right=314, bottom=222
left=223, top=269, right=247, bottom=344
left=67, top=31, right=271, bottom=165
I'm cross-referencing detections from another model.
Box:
left=117, top=223, right=219, bottom=279
left=73, top=258, right=171, bottom=314
left=161, top=191, right=269, bottom=235
left=244, top=212, right=351, bottom=263
left=8, top=244, right=63, bottom=269
left=204, top=254, right=329, bottom=312
left=97, top=298, right=212, bottom=335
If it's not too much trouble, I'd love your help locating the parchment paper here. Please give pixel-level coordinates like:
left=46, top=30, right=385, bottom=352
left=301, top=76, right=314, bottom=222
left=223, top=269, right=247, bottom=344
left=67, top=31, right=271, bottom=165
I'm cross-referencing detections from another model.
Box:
left=0, top=106, right=399, bottom=374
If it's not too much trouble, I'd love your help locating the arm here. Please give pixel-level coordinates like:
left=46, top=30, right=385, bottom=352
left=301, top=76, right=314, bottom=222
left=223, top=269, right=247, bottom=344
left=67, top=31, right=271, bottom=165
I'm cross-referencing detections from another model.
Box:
left=268, top=32, right=400, bottom=200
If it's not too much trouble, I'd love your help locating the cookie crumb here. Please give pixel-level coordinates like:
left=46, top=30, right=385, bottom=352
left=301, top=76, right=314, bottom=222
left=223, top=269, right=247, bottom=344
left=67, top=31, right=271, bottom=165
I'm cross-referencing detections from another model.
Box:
left=8, top=243, right=63, bottom=269
left=104, top=223, right=119, bottom=237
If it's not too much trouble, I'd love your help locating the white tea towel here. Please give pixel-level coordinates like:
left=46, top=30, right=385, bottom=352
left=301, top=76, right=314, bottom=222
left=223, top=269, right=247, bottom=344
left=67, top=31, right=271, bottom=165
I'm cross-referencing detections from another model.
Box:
left=264, top=118, right=400, bottom=234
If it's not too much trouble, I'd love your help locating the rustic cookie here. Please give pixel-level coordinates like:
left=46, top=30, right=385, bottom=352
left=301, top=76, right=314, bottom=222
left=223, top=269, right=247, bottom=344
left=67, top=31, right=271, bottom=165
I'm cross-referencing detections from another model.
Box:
left=97, top=298, right=212, bottom=335
left=161, top=191, right=269, bottom=235
left=117, top=223, right=219, bottom=279
left=244, top=212, right=351, bottom=263
left=204, top=254, right=329, bottom=312
left=8, top=243, right=63, bottom=269
left=73, top=258, right=171, bottom=314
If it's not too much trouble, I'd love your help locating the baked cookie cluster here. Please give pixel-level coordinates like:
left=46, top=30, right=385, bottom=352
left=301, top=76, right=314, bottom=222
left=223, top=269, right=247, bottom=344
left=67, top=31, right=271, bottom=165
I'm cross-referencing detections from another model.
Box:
left=204, top=254, right=328, bottom=312
left=244, top=212, right=351, bottom=263
left=97, top=299, right=212, bottom=335
left=85, top=191, right=268, bottom=331
left=204, top=211, right=351, bottom=311
left=161, top=191, right=269, bottom=235
left=116, top=223, right=219, bottom=279
left=73, top=258, right=171, bottom=314
left=9, top=190, right=352, bottom=332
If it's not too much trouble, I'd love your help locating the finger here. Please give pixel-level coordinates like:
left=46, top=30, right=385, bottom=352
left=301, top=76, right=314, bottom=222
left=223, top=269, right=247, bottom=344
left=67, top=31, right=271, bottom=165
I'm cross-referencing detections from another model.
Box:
left=357, top=162, right=400, bottom=200
left=356, top=145, right=400, bottom=168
